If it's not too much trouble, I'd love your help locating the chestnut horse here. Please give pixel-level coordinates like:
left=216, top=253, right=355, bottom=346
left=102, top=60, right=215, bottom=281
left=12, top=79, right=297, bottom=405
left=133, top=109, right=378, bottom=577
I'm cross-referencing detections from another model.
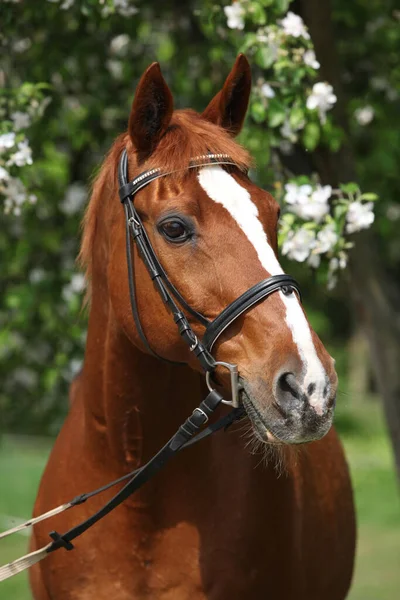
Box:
left=30, top=55, right=355, bottom=599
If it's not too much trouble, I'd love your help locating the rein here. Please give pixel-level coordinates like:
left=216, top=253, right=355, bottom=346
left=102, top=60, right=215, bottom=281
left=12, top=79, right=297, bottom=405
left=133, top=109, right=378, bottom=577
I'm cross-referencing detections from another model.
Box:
left=0, top=150, right=301, bottom=582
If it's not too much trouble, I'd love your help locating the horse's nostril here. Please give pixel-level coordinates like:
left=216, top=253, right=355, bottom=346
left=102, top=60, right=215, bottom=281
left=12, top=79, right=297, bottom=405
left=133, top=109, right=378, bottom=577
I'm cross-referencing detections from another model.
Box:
left=277, top=372, right=301, bottom=400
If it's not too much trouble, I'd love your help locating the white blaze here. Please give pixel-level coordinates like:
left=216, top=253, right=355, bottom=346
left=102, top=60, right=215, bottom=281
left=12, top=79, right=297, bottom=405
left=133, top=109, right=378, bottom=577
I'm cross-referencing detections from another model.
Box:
left=197, top=166, right=328, bottom=411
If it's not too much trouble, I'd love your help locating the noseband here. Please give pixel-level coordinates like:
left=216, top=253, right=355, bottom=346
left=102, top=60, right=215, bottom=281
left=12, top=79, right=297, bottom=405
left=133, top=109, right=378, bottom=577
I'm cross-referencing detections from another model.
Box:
left=118, top=149, right=301, bottom=406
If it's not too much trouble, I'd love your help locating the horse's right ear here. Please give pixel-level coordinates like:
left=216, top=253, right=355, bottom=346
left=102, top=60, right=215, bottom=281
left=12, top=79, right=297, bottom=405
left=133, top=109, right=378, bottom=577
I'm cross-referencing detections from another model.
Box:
left=128, top=63, right=174, bottom=162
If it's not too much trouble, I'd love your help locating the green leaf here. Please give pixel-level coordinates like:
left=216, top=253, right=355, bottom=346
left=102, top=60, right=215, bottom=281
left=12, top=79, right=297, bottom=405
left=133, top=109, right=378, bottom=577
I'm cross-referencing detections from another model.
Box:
left=302, top=122, right=320, bottom=151
left=340, top=182, right=360, bottom=194
left=267, top=99, right=286, bottom=128
left=255, top=47, right=275, bottom=69
left=360, top=192, right=379, bottom=201
left=250, top=101, right=267, bottom=123
left=289, top=107, right=305, bottom=130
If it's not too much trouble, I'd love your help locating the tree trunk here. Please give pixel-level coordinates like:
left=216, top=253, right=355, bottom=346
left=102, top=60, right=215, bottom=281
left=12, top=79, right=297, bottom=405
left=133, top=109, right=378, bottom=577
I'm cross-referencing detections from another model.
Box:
left=299, top=0, right=400, bottom=481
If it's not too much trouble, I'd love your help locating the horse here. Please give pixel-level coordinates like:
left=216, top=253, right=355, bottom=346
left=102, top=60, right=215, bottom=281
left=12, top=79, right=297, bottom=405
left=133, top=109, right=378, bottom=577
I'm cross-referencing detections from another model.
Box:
left=29, top=54, right=356, bottom=600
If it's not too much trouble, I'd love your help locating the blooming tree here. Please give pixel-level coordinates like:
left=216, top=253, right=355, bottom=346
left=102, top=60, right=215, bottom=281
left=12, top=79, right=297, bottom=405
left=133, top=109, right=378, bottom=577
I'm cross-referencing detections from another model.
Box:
left=199, top=1, right=377, bottom=287
left=1, top=0, right=392, bottom=436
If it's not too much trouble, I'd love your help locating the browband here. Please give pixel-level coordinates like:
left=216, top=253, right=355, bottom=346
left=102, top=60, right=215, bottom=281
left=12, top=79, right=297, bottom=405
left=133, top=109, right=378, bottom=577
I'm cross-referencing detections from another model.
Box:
left=119, top=152, right=240, bottom=203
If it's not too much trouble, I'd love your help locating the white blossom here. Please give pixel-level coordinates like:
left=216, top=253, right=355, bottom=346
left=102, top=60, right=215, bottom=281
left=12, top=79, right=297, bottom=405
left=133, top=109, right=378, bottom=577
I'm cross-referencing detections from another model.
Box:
left=12, top=367, right=38, bottom=389
left=47, top=0, right=74, bottom=7
left=113, top=0, right=138, bottom=17
left=284, top=183, right=331, bottom=223
left=29, top=268, right=46, bottom=284
left=60, top=183, right=86, bottom=215
left=327, top=272, right=338, bottom=291
left=256, top=28, right=280, bottom=61
left=224, top=3, right=245, bottom=30
left=11, top=111, right=31, bottom=131
left=386, top=204, right=400, bottom=221
left=62, top=273, right=86, bottom=302
left=306, top=82, right=337, bottom=123
left=346, top=201, right=375, bottom=234
left=354, top=105, right=374, bottom=126
left=307, top=253, right=321, bottom=268
left=284, top=183, right=313, bottom=205
left=106, top=60, right=124, bottom=80
left=260, top=83, right=275, bottom=99
left=0, top=132, right=16, bottom=153
left=12, top=38, right=31, bottom=53
left=7, top=139, right=33, bottom=167
left=280, top=120, right=298, bottom=142
left=68, top=358, right=83, bottom=377
left=314, top=223, right=338, bottom=253
left=279, top=140, right=294, bottom=155
left=2, top=176, right=28, bottom=215
left=280, top=12, right=310, bottom=40
left=282, top=228, right=316, bottom=262
left=110, top=34, right=130, bottom=55
left=0, top=166, right=10, bottom=181
left=303, top=49, right=320, bottom=69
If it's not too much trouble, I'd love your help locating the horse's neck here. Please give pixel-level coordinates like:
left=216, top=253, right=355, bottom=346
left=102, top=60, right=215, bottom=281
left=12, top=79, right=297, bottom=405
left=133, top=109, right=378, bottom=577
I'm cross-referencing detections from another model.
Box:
left=79, top=289, right=203, bottom=473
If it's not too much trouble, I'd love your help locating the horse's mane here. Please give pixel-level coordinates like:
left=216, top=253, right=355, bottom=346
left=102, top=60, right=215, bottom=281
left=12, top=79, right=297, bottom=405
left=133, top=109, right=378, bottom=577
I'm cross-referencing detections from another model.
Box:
left=79, top=109, right=252, bottom=287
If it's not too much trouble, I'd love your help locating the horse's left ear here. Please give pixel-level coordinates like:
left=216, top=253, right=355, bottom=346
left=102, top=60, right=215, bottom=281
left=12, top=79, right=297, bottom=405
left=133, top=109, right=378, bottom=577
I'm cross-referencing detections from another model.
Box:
left=202, top=54, right=251, bottom=136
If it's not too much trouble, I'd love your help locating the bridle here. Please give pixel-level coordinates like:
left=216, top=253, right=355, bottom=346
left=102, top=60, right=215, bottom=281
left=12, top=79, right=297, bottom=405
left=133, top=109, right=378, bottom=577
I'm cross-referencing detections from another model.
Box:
left=0, top=149, right=301, bottom=581
left=118, top=149, right=301, bottom=406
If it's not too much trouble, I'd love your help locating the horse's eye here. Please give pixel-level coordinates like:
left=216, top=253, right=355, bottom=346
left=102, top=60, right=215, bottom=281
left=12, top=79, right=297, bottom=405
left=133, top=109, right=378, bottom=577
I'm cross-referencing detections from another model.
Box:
left=159, top=219, right=190, bottom=242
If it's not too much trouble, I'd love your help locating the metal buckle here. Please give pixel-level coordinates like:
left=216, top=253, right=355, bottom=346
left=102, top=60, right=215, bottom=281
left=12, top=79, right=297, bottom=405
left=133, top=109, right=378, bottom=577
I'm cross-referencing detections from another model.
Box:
left=193, top=407, right=209, bottom=424
left=205, top=361, right=239, bottom=407
left=189, top=334, right=198, bottom=352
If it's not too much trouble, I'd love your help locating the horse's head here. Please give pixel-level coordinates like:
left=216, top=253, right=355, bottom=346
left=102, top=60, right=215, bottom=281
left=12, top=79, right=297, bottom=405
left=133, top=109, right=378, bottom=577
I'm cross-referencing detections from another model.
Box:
left=89, top=55, right=337, bottom=445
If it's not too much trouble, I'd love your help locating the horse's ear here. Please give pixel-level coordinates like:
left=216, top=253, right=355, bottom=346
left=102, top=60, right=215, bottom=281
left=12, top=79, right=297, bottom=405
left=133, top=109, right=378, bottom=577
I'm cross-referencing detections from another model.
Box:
left=202, top=54, right=251, bottom=136
left=128, top=62, right=174, bottom=161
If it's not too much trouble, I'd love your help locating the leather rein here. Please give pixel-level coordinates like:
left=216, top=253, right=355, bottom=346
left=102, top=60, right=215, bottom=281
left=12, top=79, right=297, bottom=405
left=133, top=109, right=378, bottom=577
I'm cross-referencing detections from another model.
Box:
left=0, top=150, right=301, bottom=582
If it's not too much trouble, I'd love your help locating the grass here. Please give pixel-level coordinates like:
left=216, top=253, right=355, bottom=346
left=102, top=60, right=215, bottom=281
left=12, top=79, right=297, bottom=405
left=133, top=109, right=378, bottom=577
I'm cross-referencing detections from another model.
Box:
left=0, top=401, right=399, bottom=599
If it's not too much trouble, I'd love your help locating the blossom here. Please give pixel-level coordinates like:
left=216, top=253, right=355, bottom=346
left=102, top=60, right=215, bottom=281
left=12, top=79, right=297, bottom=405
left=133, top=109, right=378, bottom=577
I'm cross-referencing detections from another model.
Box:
left=106, top=60, right=123, bottom=80
left=7, top=140, right=33, bottom=167
left=2, top=176, right=28, bottom=215
left=224, top=3, right=245, bottom=30
left=284, top=183, right=331, bottom=223
left=29, top=268, right=46, bottom=284
left=282, top=228, right=316, bottom=262
left=0, top=166, right=10, bottom=181
left=280, top=120, right=298, bottom=142
left=354, top=105, right=374, bottom=126
left=0, top=132, right=16, bottom=153
left=260, top=83, right=275, bottom=99
left=110, top=34, right=130, bottom=55
left=60, top=183, right=87, bottom=215
left=346, top=201, right=375, bottom=234
left=256, top=27, right=280, bottom=61
left=303, top=49, right=320, bottom=69
left=307, top=253, right=321, bottom=268
left=284, top=183, right=312, bottom=205
left=113, top=0, right=138, bottom=17
left=11, top=111, right=30, bottom=131
left=306, top=82, right=337, bottom=123
left=314, top=223, right=338, bottom=253
left=280, top=12, right=310, bottom=40
left=62, top=273, right=86, bottom=302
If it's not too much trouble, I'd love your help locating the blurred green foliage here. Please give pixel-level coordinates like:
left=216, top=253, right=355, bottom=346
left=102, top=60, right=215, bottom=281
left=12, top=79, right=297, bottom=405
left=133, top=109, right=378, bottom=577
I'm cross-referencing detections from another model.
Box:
left=0, top=0, right=399, bottom=434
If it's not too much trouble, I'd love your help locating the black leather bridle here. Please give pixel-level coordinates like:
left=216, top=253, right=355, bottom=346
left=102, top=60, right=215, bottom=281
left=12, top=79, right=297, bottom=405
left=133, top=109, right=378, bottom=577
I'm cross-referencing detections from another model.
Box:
left=118, top=149, right=301, bottom=406
left=0, top=149, right=302, bottom=579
